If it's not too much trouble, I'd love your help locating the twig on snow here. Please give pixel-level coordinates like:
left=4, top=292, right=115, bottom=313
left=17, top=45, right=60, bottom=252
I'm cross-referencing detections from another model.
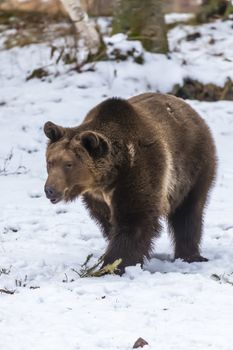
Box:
left=0, top=149, right=28, bottom=176
left=0, top=288, right=15, bottom=295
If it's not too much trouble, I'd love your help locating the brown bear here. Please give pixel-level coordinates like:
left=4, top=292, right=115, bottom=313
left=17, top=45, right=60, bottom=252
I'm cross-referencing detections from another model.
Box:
left=44, top=93, right=216, bottom=274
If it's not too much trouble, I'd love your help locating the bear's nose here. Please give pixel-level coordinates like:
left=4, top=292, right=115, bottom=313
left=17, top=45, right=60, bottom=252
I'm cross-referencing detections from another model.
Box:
left=44, top=185, right=56, bottom=199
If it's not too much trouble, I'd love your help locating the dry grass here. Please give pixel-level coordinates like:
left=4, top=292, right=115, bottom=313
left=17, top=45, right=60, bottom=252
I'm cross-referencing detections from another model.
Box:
left=73, top=254, right=122, bottom=278
left=0, top=10, right=73, bottom=49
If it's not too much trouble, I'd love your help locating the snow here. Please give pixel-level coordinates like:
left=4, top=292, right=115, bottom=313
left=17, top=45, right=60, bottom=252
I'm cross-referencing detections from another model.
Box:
left=169, top=18, right=233, bottom=85
left=0, top=15, right=233, bottom=350
left=165, top=12, right=195, bottom=24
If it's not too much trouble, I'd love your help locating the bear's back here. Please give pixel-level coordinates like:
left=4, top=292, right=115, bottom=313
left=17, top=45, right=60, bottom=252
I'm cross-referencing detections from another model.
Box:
left=129, top=92, right=214, bottom=159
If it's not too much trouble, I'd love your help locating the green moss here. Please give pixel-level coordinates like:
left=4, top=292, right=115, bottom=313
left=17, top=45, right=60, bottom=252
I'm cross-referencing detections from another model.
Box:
left=166, top=17, right=201, bottom=31
left=26, top=68, right=49, bottom=81
left=133, top=54, right=144, bottom=65
left=86, top=39, right=108, bottom=63
left=112, top=0, right=168, bottom=54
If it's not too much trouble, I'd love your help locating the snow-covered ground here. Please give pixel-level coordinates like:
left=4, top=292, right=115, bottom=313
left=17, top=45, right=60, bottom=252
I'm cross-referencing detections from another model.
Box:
left=0, top=15, right=233, bottom=350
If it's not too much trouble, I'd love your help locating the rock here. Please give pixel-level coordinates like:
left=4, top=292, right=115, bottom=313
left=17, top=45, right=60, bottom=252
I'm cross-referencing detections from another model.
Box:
left=133, top=337, right=149, bottom=348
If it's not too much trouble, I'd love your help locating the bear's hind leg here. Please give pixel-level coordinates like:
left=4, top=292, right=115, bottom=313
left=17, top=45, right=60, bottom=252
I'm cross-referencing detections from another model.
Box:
left=168, top=177, right=211, bottom=263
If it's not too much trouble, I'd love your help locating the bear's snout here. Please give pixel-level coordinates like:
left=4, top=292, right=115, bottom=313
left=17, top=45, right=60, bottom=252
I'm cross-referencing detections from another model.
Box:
left=44, top=185, right=61, bottom=204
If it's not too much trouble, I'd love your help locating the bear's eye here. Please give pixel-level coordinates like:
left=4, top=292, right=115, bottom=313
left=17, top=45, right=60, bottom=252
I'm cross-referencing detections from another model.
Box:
left=47, top=160, right=52, bottom=168
left=65, top=163, right=73, bottom=169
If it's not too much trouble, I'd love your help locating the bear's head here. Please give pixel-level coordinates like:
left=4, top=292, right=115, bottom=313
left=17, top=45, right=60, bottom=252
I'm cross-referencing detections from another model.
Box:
left=44, top=121, right=112, bottom=204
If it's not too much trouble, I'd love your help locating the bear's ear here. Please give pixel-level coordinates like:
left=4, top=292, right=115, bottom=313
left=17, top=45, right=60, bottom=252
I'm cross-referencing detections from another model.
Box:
left=80, top=131, right=109, bottom=158
left=44, top=121, right=65, bottom=143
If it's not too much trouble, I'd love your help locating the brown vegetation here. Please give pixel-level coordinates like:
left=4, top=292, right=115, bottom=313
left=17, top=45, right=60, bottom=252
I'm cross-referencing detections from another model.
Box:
left=172, top=78, right=233, bottom=101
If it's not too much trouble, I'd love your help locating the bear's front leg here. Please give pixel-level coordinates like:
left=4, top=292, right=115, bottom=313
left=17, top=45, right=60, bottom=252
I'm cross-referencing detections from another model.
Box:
left=103, top=213, right=160, bottom=275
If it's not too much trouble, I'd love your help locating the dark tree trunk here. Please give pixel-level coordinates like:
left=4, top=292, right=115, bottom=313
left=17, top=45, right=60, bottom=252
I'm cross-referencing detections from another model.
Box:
left=196, top=0, right=233, bottom=22
left=112, top=0, right=168, bottom=54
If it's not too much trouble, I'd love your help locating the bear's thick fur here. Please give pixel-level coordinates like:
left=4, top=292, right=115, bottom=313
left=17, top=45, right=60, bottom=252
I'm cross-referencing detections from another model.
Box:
left=44, top=93, right=216, bottom=274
